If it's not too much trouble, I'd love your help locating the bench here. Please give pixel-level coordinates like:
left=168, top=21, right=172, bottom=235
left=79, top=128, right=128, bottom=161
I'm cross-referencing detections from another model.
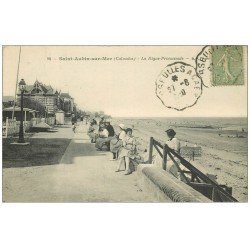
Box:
left=180, top=146, right=202, bottom=161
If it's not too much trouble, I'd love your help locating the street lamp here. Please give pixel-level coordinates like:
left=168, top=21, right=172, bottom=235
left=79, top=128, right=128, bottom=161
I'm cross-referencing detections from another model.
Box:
left=18, top=79, right=26, bottom=143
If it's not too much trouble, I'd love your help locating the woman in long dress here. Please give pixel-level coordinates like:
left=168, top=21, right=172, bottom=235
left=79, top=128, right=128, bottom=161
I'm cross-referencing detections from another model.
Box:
left=116, top=128, right=138, bottom=175
left=165, top=129, right=182, bottom=179
left=110, top=124, right=126, bottom=160
left=95, top=125, right=109, bottom=150
left=87, top=119, right=99, bottom=143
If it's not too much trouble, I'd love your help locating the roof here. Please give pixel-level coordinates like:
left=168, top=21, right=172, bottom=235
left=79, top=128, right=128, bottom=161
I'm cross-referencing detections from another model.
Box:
left=17, top=80, right=59, bottom=95
left=60, top=93, right=73, bottom=99
left=3, top=96, right=15, bottom=102
left=3, top=106, right=36, bottom=112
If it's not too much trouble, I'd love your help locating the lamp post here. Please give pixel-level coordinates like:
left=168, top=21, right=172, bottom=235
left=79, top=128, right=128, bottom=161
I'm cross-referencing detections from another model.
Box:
left=18, top=79, right=26, bottom=143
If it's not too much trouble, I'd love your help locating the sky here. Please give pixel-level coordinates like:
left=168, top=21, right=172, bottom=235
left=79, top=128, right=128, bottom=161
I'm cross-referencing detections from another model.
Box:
left=2, top=46, right=247, bottom=117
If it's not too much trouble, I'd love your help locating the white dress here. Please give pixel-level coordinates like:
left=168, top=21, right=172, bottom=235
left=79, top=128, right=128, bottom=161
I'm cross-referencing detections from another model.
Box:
left=110, top=130, right=126, bottom=153
left=166, top=138, right=183, bottom=179
left=166, top=138, right=180, bottom=153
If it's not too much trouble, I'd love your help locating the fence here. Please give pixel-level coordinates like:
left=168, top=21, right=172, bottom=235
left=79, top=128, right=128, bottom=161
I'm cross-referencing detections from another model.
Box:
left=2, top=117, right=55, bottom=138
left=148, top=137, right=238, bottom=202
left=2, top=118, right=19, bottom=138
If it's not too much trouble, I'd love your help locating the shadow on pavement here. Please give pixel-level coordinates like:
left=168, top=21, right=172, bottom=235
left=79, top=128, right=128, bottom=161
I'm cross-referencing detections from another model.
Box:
left=59, top=138, right=108, bottom=164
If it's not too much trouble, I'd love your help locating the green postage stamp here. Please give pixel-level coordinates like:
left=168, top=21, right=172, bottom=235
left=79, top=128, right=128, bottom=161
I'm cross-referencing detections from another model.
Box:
left=212, top=45, right=244, bottom=86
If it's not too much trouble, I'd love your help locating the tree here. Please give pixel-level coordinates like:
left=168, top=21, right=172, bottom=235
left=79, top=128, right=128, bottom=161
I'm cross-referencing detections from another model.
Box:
left=21, top=97, right=46, bottom=117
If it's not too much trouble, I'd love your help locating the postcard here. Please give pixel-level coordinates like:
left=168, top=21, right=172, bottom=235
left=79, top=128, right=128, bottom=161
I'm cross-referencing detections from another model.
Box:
left=2, top=45, right=247, bottom=202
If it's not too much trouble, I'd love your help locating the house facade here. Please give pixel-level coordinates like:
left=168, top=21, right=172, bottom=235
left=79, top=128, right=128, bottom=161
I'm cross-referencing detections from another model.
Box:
left=2, top=96, right=15, bottom=108
left=17, top=80, right=62, bottom=116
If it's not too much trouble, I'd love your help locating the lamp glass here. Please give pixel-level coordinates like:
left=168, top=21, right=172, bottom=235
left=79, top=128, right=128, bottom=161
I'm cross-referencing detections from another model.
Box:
left=19, top=79, right=26, bottom=91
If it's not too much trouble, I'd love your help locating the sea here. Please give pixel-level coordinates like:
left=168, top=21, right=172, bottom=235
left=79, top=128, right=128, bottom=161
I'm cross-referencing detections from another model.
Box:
left=114, top=117, right=248, bottom=131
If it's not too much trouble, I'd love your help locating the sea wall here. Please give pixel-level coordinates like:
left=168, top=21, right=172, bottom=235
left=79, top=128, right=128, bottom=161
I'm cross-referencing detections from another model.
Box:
left=137, top=164, right=211, bottom=202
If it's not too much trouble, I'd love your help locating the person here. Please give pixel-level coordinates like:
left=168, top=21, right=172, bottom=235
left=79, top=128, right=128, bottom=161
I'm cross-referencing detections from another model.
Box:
left=110, top=124, right=126, bottom=160
left=116, top=128, right=138, bottom=175
left=95, top=124, right=110, bottom=150
left=71, top=114, right=77, bottom=133
left=165, top=129, right=182, bottom=179
left=104, top=121, right=115, bottom=137
left=71, top=114, right=77, bottom=124
left=98, top=116, right=105, bottom=127
left=87, top=119, right=99, bottom=143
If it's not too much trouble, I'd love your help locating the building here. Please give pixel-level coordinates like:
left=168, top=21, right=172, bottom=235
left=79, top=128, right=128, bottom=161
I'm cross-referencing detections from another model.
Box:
left=2, top=96, right=15, bottom=108
left=3, top=106, right=36, bottom=121
left=17, top=80, right=61, bottom=116
left=60, top=92, right=75, bottom=115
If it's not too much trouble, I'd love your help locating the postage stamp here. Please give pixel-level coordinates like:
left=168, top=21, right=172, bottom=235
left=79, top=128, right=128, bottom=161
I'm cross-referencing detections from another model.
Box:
left=211, top=45, right=244, bottom=86
left=155, top=62, right=202, bottom=111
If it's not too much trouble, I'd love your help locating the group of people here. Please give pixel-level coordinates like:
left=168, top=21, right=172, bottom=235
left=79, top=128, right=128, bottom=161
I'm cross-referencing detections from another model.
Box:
left=87, top=118, right=182, bottom=178
left=87, top=120, right=141, bottom=175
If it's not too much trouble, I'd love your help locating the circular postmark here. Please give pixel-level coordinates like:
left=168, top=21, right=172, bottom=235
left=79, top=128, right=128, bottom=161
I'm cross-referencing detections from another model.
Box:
left=195, top=45, right=213, bottom=87
left=155, top=62, right=202, bottom=111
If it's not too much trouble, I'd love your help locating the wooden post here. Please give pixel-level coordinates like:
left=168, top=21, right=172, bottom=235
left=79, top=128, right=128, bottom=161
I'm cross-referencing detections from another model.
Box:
left=162, top=144, right=168, bottom=170
left=148, top=137, right=154, bottom=164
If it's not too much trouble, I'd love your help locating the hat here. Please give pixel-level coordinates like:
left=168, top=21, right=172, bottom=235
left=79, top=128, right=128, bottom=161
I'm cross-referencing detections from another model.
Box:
left=119, top=123, right=125, bottom=129
left=165, top=129, right=176, bottom=137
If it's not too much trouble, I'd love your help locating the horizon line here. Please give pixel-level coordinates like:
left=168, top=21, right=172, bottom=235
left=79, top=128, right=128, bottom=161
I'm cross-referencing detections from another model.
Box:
left=111, top=116, right=248, bottom=118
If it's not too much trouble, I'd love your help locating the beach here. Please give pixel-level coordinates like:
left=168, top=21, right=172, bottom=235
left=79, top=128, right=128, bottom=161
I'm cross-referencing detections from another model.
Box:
left=113, top=117, right=248, bottom=202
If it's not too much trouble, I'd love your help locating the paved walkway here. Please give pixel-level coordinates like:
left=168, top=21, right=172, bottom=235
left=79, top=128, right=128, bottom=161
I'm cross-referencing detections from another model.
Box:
left=3, top=124, right=155, bottom=202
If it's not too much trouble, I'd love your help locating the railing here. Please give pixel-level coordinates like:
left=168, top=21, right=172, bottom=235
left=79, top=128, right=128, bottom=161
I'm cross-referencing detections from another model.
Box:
left=148, top=137, right=238, bottom=202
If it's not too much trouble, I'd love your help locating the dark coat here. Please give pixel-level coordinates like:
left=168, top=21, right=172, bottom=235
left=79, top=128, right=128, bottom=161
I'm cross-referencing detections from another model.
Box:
left=106, top=124, right=115, bottom=137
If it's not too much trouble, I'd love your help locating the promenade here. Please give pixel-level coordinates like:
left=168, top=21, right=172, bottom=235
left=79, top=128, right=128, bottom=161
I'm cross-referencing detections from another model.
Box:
left=3, top=124, right=155, bottom=202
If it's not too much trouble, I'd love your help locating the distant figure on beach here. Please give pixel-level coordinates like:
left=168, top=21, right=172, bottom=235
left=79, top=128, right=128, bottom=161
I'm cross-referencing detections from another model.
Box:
left=116, top=128, right=138, bottom=175
left=87, top=119, right=99, bottom=143
left=110, top=124, right=126, bottom=160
